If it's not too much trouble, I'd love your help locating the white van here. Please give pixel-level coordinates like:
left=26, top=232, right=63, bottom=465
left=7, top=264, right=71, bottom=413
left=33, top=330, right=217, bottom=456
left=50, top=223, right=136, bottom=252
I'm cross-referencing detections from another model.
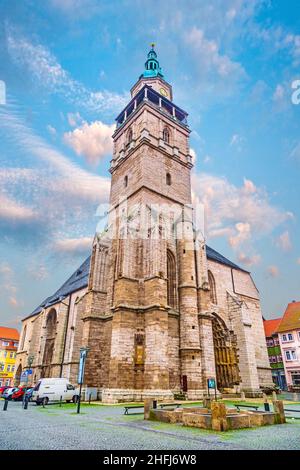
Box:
left=32, top=378, right=80, bottom=405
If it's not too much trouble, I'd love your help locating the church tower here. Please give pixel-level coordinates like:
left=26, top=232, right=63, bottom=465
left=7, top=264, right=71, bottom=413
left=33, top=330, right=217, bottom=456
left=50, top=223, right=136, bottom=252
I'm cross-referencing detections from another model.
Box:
left=90, top=45, right=212, bottom=402
left=18, top=46, right=272, bottom=400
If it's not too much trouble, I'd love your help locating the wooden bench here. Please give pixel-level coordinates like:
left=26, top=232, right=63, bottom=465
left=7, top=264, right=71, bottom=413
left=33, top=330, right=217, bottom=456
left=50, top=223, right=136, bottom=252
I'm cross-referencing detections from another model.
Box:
left=234, top=404, right=259, bottom=412
left=159, top=403, right=182, bottom=409
left=124, top=405, right=144, bottom=415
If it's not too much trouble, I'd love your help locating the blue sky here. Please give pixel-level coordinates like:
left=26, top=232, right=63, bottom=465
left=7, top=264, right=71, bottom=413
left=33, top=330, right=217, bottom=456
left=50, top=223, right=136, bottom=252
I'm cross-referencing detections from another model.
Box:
left=0, top=0, right=300, bottom=328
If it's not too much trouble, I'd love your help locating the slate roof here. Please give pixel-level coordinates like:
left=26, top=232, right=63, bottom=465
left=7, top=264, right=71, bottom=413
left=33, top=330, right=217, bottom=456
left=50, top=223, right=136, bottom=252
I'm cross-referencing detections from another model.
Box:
left=206, top=245, right=248, bottom=272
left=276, top=301, right=300, bottom=333
left=263, top=318, right=282, bottom=338
left=24, top=245, right=246, bottom=321
left=24, top=256, right=91, bottom=320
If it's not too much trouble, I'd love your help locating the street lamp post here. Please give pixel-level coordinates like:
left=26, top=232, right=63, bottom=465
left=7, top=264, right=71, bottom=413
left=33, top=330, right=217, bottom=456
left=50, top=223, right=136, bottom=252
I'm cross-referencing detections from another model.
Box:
left=23, top=355, right=34, bottom=409
left=77, top=347, right=89, bottom=414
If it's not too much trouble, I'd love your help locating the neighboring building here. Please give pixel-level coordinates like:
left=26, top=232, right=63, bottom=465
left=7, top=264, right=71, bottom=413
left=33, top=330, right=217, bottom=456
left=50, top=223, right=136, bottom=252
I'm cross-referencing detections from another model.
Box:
left=277, top=301, right=300, bottom=391
left=16, top=46, right=272, bottom=401
left=263, top=318, right=287, bottom=390
left=0, top=327, right=19, bottom=387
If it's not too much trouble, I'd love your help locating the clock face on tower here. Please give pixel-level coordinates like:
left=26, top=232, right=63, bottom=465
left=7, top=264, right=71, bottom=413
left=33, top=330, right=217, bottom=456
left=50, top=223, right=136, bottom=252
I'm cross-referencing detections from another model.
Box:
left=159, top=87, right=168, bottom=97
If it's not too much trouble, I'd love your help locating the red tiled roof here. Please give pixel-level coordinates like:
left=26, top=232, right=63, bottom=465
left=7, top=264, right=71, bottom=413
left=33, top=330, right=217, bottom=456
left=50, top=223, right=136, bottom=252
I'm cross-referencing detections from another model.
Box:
left=263, top=318, right=282, bottom=337
left=0, top=327, right=20, bottom=341
left=276, top=301, right=300, bottom=333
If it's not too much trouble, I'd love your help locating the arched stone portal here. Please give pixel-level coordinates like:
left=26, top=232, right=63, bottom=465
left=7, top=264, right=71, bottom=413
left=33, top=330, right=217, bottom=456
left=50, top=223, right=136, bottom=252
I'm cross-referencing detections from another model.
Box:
left=41, top=309, right=57, bottom=378
left=212, top=314, right=240, bottom=391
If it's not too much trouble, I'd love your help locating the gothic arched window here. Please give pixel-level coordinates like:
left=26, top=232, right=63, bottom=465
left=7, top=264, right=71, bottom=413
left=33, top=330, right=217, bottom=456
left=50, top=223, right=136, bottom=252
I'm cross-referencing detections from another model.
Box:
left=124, top=175, right=128, bottom=187
left=127, top=128, right=133, bottom=144
left=166, top=173, right=171, bottom=186
left=20, top=325, right=27, bottom=350
left=167, top=249, right=177, bottom=309
left=208, top=270, right=217, bottom=304
left=163, top=127, right=170, bottom=144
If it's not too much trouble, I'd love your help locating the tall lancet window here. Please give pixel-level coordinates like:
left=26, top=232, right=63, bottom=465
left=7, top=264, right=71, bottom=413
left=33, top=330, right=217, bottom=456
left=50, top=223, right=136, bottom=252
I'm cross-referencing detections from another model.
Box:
left=208, top=270, right=217, bottom=304
left=167, top=249, right=177, bottom=309
left=163, top=127, right=170, bottom=144
left=127, top=128, right=133, bottom=145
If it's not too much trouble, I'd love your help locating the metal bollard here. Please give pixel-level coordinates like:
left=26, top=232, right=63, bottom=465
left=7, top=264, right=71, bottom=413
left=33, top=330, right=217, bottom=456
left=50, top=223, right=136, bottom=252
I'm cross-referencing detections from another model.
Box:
left=89, top=393, right=91, bottom=405
left=24, top=396, right=29, bottom=410
left=60, top=396, right=62, bottom=407
left=3, top=399, right=8, bottom=411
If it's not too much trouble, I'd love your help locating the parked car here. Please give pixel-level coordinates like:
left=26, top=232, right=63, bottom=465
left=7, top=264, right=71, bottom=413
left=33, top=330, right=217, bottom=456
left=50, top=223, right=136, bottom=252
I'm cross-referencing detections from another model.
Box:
left=2, top=387, right=19, bottom=400
left=0, top=386, right=9, bottom=396
left=32, top=378, right=80, bottom=405
left=12, top=386, right=28, bottom=401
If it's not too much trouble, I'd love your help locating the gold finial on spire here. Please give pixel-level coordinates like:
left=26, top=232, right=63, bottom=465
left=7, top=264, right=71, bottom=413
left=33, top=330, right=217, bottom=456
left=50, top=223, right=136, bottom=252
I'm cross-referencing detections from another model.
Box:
left=151, top=42, right=155, bottom=49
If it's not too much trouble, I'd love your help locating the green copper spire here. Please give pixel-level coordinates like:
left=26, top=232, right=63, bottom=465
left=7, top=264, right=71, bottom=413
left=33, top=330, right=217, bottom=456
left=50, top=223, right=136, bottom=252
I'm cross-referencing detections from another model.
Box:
left=140, top=43, right=164, bottom=79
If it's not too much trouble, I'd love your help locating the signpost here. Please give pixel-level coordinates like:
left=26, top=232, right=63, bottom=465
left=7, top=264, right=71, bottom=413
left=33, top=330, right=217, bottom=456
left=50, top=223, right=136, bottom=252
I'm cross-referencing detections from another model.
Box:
left=207, top=377, right=217, bottom=401
left=77, top=347, right=89, bottom=414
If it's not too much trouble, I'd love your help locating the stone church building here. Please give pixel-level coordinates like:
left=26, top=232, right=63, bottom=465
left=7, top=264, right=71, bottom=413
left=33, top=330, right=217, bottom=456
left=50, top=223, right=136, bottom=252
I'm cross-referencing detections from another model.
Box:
left=16, top=47, right=272, bottom=401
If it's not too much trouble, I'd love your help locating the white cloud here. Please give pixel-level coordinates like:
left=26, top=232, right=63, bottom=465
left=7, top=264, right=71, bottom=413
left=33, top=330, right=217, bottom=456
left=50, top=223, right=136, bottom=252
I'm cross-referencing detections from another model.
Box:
left=67, top=112, right=82, bottom=128
left=190, top=148, right=197, bottom=164
left=0, top=193, right=36, bottom=223
left=273, top=84, right=285, bottom=102
left=9, top=296, right=20, bottom=308
left=191, top=173, right=292, bottom=250
left=185, top=27, right=246, bottom=82
left=230, top=134, right=245, bottom=151
left=229, top=222, right=251, bottom=247
left=64, top=120, right=115, bottom=165
left=276, top=230, right=292, bottom=252
left=267, top=265, right=280, bottom=278
left=46, top=124, right=56, bottom=136
left=237, top=252, right=261, bottom=267
left=6, top=27, right=129, bottom=115
left=53, top=236, right=93, bottom=254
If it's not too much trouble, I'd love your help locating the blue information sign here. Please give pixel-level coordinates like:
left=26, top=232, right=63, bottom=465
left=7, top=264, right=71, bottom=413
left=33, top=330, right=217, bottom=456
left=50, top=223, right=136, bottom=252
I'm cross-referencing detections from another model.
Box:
left=78, top=348, right=89, bottom=385
left=207, top=378, right=216, bottom=389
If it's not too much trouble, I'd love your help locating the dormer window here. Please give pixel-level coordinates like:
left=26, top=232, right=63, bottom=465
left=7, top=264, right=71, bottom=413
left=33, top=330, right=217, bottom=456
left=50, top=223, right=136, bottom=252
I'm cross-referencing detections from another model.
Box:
left=163, top=127, right=170, bottom=144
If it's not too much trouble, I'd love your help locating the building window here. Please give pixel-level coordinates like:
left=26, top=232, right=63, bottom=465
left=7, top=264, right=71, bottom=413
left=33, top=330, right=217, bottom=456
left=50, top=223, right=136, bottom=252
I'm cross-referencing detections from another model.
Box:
left=7, top=365, right=10, bottom=372
left=167, top=249, right=177, bottom=309
left=285, top=350, right=297, bottom=361
left=291, top=372, right=300, bottom=386
left=274, top=337, right=279, bottom=346
left=2, top=341, right=9, bottom=347
left=267, top=339, right=274, bottom=347
left=20, top=325, right=27, bottom=350
left=0, top=364, right=4, bottom=371
left=163, top=127, right=170, bottom=144
left=124, top=175, right=128, bottom=187
left=208, top=270, right=217, bottom=304
left=277, top=355, right=282, bottom=362
left=282, top=333, right=293, bottom=342
left=127, top=128, right=133, bottom=145
left=166, top=173, right=171, bottom=186
left=5, top=379, right=10, bottom=386
left=3, top=351, right=7, bottom=358
left=11, top=365, right=15, bottom=373
left=10, top=352, right=14, bottom=358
